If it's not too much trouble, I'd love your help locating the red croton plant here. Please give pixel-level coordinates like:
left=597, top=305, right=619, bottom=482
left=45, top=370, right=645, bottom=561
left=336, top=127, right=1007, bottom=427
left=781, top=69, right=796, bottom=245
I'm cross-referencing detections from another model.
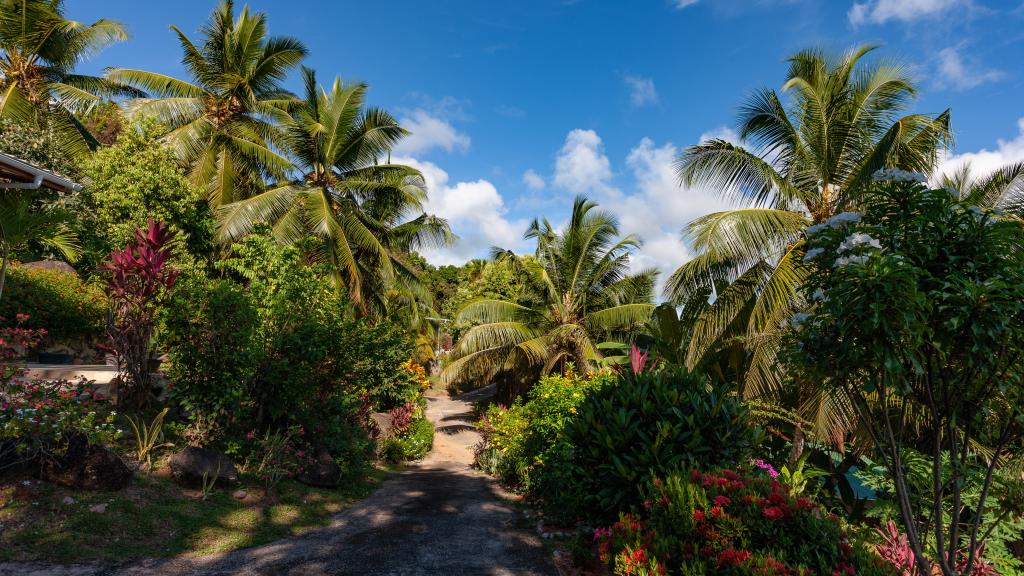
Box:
left=104, top=220, right=178, bottom=408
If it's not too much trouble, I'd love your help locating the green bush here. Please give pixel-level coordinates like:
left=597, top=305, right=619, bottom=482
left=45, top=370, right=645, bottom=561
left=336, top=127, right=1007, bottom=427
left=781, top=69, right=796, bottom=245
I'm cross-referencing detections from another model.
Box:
left=380, top=417, right=434, bottom=463
left=476, top=368, right=613, bottom=491
left=545, top=368, right=762, bottom=523
left=338, top=320, right=418, bottom=410
left=77, top=119, right=212, bottom=270
left=160, top=274, right=260, bottom=424
left=0, top=265, right=106, bottom=344
left=595, top=468, right=896, bottom=576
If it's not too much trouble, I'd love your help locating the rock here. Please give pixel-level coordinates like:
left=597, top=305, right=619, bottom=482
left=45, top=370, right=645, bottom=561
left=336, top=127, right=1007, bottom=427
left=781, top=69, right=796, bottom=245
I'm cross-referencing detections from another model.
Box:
left=168, top=447, right=238, bottom=489
left=62, top=496, right=76, bottom=505
left=370, top=412, right=392, bottom=439
left=89, top=503, right=106, bottom=513
left=296, top=448, right=342, bottom=488
left=39, top=435, right=131, bottom=491
left=232, top=489, right=247, bottom=500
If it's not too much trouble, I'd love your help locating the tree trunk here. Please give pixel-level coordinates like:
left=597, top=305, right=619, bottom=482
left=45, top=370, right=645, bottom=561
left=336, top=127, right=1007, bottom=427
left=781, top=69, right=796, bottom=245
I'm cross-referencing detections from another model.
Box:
left=0, top=242, right=8, bottom=302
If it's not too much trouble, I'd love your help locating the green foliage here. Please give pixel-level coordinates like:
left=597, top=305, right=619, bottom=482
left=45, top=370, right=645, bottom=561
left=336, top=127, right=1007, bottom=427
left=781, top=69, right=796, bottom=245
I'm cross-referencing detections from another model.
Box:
left=476, top=368, right=614, bottom=492
left=341, top=321, right=419, bottom=411
left=788, top=175, right=1024, bottom=575
left=856, top=450, right=1024, bottom=574
left=595, top=468, right=896, bottom=576
left=380, top=417, right=434, bottom=463
left=0, top=264, right=105, bottom=343
left=0, top=379, right=121, bottom=458
left=160, top=274, right=260, bottom=425
left=78, top=119, right=212, bottom=270
left=0, top=118, right=81, bottom=183
left=547, top=368, right=763, bottom=522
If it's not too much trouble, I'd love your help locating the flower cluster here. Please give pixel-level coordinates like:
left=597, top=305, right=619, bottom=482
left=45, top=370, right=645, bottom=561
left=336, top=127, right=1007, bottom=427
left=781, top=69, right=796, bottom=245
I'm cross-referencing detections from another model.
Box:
left=806, top=211, right=864, bottom=236
left=0, top=378, right=121, bottom=455
left=0, top=314, right=46, bottom=386
left=400, top=359, right=430, bottom=392
left=595, top=468, right=893, bottom=576
left=872, top=168, right=928, bottom=184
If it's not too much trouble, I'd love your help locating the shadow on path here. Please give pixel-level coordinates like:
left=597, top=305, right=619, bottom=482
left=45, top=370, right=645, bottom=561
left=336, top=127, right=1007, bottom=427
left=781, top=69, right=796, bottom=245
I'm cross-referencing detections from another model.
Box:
left=0, top=386, right=556, bottom=576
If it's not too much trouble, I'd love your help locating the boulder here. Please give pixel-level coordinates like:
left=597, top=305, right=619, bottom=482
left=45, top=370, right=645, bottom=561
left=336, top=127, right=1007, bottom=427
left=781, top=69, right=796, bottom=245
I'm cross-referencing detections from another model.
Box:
left=39, top=435, right=131, bottom=491
left=370, top=412, right=391, bottom=439
left=168, top=446, right=238, bottom=489
left=296, top=448, right=342, bottom=488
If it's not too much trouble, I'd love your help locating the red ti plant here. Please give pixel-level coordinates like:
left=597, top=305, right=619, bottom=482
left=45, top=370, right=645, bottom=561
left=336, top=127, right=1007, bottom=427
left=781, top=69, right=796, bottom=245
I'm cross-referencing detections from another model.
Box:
left=104, top=220, right=178, bottom=408
left=0, top=313, right=46, bottom=388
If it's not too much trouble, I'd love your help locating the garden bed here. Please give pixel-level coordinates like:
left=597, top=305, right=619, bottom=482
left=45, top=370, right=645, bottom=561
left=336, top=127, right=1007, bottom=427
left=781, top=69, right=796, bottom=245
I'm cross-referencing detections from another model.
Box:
left=0, top=465, right=382, bottom=563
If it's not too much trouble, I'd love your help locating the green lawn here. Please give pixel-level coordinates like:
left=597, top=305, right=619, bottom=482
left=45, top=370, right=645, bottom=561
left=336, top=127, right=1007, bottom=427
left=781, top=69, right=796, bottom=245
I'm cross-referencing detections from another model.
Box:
left=0, top=466, right=382, bottom=563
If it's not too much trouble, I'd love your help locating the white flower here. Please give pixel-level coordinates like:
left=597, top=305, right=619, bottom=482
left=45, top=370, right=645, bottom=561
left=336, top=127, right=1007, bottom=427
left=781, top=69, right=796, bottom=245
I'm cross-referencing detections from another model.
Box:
left=803, top=248, right=825, bottom=262
left=834, top=254, right=869, bottom=268
left=873, top=168, right=928, bottom=184
left=944, top=187, right=960, bottom=199
left=838, top=232, right=882, bottom=253
left=805, top=223, right=828, bottom=236
left=812, top=288, right=827, bottom=301
left=827, top=211, right=863, bottom=227
left=789, top=313, right=809, bottom=328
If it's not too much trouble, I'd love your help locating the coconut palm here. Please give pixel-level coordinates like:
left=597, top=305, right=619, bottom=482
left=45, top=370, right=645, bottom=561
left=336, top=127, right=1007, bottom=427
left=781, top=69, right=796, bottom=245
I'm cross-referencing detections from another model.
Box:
left=668, top=45, right=952, bottom=450
left=938, top=161, right=1024, bottom=218
left=441, top=196, right=656, bottom=399
left=216, top=67, right=452, bottom=315
left=106, top=0, right=305, bottom=208
left=0, top=0, right=138, bottom=158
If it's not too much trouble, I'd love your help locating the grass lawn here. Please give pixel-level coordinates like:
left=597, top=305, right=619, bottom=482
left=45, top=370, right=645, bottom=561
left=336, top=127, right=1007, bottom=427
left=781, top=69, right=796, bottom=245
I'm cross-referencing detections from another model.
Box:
left=0, top=464, right=383, bottom=563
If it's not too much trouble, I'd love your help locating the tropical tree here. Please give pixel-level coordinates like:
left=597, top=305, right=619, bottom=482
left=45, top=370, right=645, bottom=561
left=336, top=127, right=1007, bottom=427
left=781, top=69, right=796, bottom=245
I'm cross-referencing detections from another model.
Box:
left=441, top=196, right=656, bottom=400
left=216, top=68, right=452, bottom=315
left=938, top=161, right=1024, bottom=219
left=0, top=0, right=137, bottom=158
left=0, top=192, right=79, bottom=300
left=106, top=0, right=306, bottom=207
left=667, top=45, right=952, bottom=453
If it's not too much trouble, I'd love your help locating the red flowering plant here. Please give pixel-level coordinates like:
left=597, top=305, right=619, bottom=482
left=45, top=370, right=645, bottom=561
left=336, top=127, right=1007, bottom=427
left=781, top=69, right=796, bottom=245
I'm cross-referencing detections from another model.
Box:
left=595, top=468, right=897, bottom=576
left=0, top=377, right=121, bottom=469
left=0, top=313, right=46, bottom=387
left=104, top=219, right=179, bottom=408
left=388, top=402, right=418, bottom=436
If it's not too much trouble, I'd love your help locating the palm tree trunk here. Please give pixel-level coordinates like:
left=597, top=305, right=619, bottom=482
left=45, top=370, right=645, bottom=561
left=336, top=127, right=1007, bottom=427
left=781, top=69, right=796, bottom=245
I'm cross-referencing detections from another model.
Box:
left=0, top=242, right=8, bottom=302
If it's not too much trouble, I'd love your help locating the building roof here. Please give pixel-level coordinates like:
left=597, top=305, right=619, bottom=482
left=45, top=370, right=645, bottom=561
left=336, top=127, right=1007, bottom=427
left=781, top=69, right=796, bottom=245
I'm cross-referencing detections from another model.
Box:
left=0, top=151, right=81, bottom=193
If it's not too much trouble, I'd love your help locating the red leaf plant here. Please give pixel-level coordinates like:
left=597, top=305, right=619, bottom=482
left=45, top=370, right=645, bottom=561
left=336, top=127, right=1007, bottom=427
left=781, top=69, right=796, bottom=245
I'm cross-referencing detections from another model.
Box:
left=104, top=220, right=178, bottom=408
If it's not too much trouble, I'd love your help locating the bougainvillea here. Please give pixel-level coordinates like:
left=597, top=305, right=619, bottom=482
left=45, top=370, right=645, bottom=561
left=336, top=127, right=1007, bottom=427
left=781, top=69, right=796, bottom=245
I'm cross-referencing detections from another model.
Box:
left=595, top=468, right=897, bottom=576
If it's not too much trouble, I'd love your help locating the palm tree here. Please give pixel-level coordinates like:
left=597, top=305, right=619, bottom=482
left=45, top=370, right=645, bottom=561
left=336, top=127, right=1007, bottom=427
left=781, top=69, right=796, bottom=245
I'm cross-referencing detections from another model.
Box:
left=0, top=192, right=79, bottom=300
left=938, top=161, right=1024, bottom=218
left=106, top=0, right=305, bottom=208
left=0, top=0, right=138, bottom=159
left=217, top=68, right=452, bottom=315
left=441, top=196, right=656, bottom=399
left=668, top=45, right=952, bottom=452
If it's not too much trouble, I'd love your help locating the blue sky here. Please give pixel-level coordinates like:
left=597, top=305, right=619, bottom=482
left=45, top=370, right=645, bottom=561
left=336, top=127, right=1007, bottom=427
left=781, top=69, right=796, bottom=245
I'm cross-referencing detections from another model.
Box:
left=70, top=0, right=1024, bottom=276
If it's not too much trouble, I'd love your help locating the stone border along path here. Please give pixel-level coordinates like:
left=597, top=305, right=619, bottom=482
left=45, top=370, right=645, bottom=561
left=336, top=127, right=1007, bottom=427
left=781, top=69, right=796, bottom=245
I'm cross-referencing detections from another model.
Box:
left=0, top=386, right=559, bottom=576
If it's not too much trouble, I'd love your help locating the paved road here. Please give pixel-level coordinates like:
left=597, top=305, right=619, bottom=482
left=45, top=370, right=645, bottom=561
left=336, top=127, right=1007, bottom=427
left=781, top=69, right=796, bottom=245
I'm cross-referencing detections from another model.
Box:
left=0, top=388, right=557, bottom=576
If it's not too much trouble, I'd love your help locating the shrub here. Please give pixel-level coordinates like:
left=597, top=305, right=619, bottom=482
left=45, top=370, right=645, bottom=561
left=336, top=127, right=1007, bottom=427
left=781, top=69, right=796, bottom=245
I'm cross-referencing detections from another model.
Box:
left=104, top=220, right=179, bottom=408
left=0, top=265, right=106, bottom=345
left=339, top=321, right=417, bottom=410
left=380, top=418, right=434, bottom=463
left=0, top=378, right=121, bottom=467
left=595, top=468, right=896, bottom=576
left=545, top=368, right=762, bottom=522
left=160, top=275, right=260, bottom=426
left=77, top=118, right=212, bottom=270
left=476, top=367, right=613, bottom=492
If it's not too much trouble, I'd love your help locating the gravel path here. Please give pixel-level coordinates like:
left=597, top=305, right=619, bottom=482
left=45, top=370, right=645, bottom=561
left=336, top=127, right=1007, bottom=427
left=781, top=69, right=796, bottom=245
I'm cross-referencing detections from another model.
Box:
left=0, top=387, right=557, bottom=576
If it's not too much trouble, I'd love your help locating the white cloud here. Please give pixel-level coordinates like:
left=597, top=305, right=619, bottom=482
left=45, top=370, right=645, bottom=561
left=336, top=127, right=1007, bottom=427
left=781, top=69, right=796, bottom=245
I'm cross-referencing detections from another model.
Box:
left=672, top=0, right=699, bottom=8
left=522, top=169, right=546, bottom=191
left=699, top=125, right=740, bottom=144
left=394, top=155, right=526, bottom=266
left=547, top=128, right=734, bottom=295
left=392, top=109, right=471, bottom=156
left=935, top=47, right=1003, bottom=91
left=553, top=129, right=614, bottom=194
left=848, top=0, right=962, bottom=25
left=936, top=117, right=1024, bottom=183
left=624, top=75, right=659, bottom=107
